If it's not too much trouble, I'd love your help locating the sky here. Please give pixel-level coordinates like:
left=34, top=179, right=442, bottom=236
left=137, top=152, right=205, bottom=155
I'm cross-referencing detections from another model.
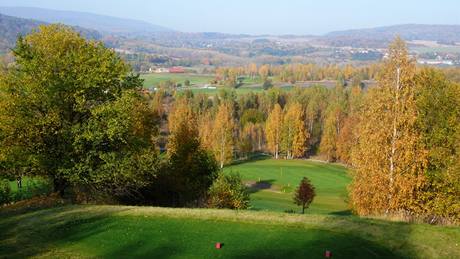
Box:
left=0, top=0, right=459, bottom=35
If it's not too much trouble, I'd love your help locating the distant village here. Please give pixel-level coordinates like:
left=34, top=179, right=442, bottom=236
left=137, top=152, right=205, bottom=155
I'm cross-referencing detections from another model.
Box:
left=149, top=66, right=186, bottom=73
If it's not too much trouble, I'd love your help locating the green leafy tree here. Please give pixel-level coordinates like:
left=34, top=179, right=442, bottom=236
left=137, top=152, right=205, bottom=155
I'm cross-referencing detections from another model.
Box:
left=0, top=25, right=158, bottom=198
left=0, top=179, right=11, bottom=205
left=68, top=91, right=159, bottom=200
left=161, top=98, right=218, bottom=206
left=208, top=172, right=250, bottom=210
left=263, top=78, right=273, bottom=90
left=415, top=68, right=460, bottom=222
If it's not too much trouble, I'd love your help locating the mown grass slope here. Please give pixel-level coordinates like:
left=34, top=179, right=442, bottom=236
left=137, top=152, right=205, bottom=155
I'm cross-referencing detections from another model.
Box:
left=1, top=205, right=459, bottom=258
left=224, top=158, right=351, bottom=214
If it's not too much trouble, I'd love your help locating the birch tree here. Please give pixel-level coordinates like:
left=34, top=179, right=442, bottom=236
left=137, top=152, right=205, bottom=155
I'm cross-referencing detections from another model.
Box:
left=282, top=103, right=308, bottom=159
left=265, top=104, right=283, bottom=159
left=213, top=103, right=235, bottom=168
left=350, top=37, right=428, bottom=216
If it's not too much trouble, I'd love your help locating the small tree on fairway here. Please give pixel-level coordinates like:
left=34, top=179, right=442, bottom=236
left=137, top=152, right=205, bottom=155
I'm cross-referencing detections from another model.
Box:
left=294, top=177, right=316, bottom=214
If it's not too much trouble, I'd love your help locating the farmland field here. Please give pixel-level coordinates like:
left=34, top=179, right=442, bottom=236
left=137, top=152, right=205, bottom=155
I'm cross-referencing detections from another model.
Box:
left=412, top=46, right=460, bottom=54
left=141, top=73, right=215, bottom=88
left=185, top=86, right=267, bottom=95
left=224, top=158, right=350, bottom=214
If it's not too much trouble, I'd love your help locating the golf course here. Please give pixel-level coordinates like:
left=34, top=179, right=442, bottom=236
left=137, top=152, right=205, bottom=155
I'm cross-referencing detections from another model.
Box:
left=224, top=157, right=350, bottom=214
left=1, top=159, right=459, bottom=258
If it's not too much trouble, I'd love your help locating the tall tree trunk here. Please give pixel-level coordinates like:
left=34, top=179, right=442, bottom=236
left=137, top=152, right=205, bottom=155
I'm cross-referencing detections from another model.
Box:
left=388, top=67, right=401, bottom=213
left=220, top=130, right=225, bottom=169
left=275, top=144, right=279, bottom=159
left=53, top=176, right=66, bottom=196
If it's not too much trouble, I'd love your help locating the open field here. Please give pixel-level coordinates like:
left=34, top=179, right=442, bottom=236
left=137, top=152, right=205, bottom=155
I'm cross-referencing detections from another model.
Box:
left=141, top=73, right=215, bottom=88
left=184, top=85, right=265, bottom=95
left=172, top=85, right=294, bottom=95
left=141, top=73, right=280, bottom=95
left=224, top=158, right=350, bottom=214
left=412, top=46, right=460, bottom=54
left=1, top=205, right=459, bottom=258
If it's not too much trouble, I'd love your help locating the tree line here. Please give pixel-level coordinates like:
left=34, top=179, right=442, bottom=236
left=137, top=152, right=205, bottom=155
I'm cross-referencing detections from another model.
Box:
left=215, top=63, right=381, bottom=85
left=0, top=26, right=458, bottom=223
left=154, top=39, right=460, bottom=223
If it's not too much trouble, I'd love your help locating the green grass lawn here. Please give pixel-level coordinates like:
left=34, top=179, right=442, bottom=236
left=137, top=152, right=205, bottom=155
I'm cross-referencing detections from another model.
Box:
left=7, top=177, right=51, bottom=202
left=1, top=160, right=459, bottom=258
left=141, top=73, right=215, bottom=88
left=224, top=158, right=350, bottom=214
left=1, top=205, right=459, bottom=258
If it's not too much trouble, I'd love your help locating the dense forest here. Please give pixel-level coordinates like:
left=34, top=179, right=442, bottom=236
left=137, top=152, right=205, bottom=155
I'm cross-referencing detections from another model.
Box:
left=0, top=25, right=459, bottom=223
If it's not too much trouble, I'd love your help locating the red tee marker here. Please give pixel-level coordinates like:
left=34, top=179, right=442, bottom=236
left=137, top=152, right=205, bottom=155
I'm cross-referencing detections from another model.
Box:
left=325, top=250, right=332, bottom=258
left=215, top=242, right=222, bottom=249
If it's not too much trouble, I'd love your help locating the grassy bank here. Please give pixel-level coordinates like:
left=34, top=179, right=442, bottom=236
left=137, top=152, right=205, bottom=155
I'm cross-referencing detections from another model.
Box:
left=1, top=205, right=459, bottom=258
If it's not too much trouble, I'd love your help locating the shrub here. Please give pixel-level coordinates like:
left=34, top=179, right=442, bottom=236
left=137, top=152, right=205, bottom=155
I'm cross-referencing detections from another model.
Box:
left=0, top=179, right=11, bottom=205
left=263, top=79, right=273, bottom=90
left=208, top=172, right=250, bottom=210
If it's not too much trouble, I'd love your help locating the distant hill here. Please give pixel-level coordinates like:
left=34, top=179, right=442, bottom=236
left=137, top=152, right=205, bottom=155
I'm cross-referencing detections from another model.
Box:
left=0, top=7, right=173, bottom=36
left=0, top=13, right=43, bottom=52
left=0, top=13, right=101, bottom=53
left=322, top=24, right=460, bottom=48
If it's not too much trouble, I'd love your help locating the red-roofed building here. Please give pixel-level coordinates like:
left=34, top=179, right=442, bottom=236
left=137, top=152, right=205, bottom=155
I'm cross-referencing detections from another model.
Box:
left=169, top=67, right=185, bottom=73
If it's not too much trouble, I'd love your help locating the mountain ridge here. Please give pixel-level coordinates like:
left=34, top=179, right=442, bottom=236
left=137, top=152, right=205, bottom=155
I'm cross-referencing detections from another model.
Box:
left=322, top=24, right=460, bottom=47
left=0, top=6, right=173, bottom=35
left=0, top=13, right=101, bottom=53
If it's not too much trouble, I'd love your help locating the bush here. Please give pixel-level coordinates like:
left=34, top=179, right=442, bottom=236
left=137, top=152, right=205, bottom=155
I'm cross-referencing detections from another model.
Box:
left=208, top=172, right=250, bottom=210
left=263, top=79, right=273, bottom=90
left=0, top=179, right=11, bottom=205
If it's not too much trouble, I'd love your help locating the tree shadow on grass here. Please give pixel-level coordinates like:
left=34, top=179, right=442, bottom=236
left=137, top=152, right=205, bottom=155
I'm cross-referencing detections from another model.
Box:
left=246, top=179, right=276, bottom=194
left=0, top=206, right=419, bottom=259
left=227, top=230, right=403, bottom=259
left=220, top=215, right=416, bottom=259
left=329, top=210, right=352, bottom=216
left=230, top=153, right=272, bottom=166
left=0, top=206, right=130, bottom=258
left=105, top=242, right=186, bottom=258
